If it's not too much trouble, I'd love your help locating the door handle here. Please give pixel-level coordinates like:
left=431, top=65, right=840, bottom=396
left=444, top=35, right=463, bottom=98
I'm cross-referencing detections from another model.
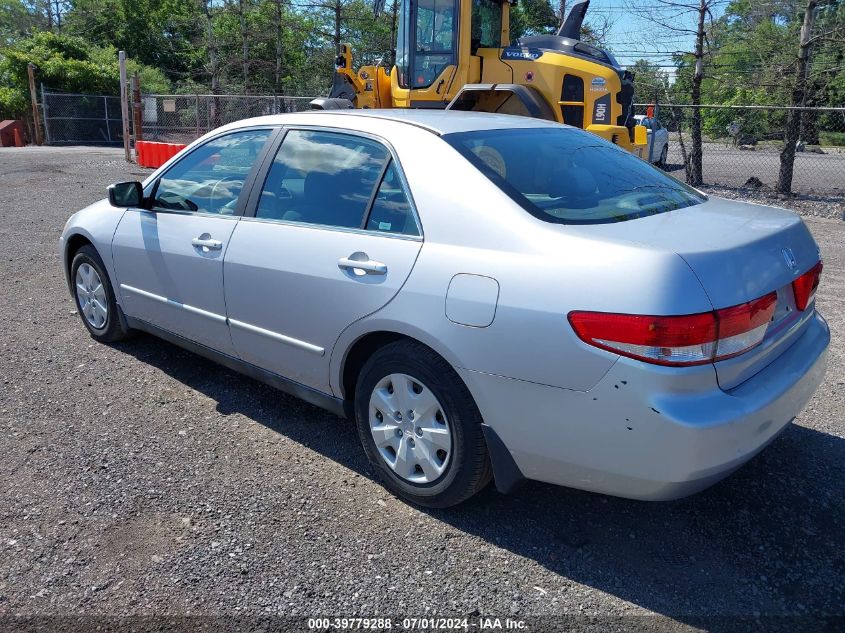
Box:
left=338, top=256, right=387, bottom=275
left=191, top=236, right=223, bottom=250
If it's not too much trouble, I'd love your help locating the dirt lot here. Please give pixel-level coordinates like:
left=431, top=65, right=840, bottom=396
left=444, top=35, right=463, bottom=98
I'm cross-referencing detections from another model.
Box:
left=0, top=146, right=843, bottom=630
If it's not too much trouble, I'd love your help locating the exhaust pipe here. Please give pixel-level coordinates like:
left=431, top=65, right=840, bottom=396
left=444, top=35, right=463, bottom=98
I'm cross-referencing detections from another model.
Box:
left=557, top=0, right=590, bottom=40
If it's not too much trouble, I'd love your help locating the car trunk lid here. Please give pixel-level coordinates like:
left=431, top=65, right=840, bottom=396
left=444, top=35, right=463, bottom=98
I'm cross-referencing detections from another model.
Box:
left=565, top=196, right=822, bottom=389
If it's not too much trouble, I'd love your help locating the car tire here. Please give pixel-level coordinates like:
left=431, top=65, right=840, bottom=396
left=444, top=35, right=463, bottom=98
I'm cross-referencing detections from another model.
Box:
left=658, top=144, right=669, bottom=168
left=70, top=244, right=132, bottom=343
left=354, top=340, right=492, bottom=508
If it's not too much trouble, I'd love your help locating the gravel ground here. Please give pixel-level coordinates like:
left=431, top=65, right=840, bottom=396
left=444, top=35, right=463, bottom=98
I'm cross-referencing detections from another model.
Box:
left=662, top=142, right=845, bottom=199
left=0, top=146, right=843, bottom=630
left=699, top=185, right=844, bottom=221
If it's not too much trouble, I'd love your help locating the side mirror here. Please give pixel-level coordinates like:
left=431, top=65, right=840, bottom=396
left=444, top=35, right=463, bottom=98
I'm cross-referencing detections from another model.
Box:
left=108, top=181, right=143, bottom=208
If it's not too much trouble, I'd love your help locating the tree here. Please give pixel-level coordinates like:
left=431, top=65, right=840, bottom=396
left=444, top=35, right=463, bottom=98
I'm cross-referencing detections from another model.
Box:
left=510, top=0, right=558, bottom=40
left=64, top=0, right=203, bottom=83
left=629, top=59, right=670, bottom=104
left=626, top=0, right=720, bottom=186
left=0, top=31, right=169, bottom=118
left=778, top=0, right=845, bottom=194
left=0, top=0, right=47, bottom=45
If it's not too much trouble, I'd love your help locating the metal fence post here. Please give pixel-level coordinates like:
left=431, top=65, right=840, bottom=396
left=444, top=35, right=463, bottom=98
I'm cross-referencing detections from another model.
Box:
left=195, top=94, right=200, bottom=138
left=646, top=104, right=656, bottom=163
left=132, top=73, right=143, bottom=142
left=104, top=96, right=112, bottom=143
left=40, top=83, right=51, bottom=145
left=653, top=102, right=660, bottom=163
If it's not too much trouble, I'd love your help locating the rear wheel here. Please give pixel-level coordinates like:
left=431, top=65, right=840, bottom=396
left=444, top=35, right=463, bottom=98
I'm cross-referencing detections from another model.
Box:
left=70, top=245, right=132, bottom=343
left=354, top=340, right=492, bottom=507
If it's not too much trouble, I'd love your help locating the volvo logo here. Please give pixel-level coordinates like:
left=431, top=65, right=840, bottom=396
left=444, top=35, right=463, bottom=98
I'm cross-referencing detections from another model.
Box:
left=782, top=247, right=798, bottom=272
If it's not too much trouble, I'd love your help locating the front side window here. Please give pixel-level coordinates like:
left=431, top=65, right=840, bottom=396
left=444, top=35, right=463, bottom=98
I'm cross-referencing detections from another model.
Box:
left=413, top=0, right=457, bottom=88
left=152, top=129, right=272, bottom=215
left=471, top=0, right=502, bottom=50
left=444, top=127, right=705, bottom=224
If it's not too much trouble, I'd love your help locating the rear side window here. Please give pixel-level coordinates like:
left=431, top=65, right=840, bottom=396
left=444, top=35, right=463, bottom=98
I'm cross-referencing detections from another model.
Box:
left=443, top=127, right=705, bottom=224
left=366, top=162, right=419, bottom=236
left=256, top=129, right=419, bottom=235
left=257, top=130, right=388, bottom=228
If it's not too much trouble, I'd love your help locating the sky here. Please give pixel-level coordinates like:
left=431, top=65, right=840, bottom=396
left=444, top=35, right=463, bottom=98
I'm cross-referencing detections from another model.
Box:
left=582, top=0, right=731, bottom=69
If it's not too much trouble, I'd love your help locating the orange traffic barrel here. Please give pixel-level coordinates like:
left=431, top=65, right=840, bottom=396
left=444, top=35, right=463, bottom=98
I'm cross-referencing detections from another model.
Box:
left=153, top=142, right=165, bottom=168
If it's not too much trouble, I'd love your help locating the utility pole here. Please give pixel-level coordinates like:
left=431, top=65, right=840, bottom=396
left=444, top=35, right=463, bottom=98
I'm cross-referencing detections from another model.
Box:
left=119, top=51, right=131, bottom=162
left=778, top=0, right=818, bottom=195
left=559, top=0, right=567, bottom=27
left=27, top=63, right=42, bottom=145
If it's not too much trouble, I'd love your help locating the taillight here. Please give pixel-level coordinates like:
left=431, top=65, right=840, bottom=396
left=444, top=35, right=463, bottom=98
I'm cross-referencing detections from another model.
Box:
left=792, top=261, right=822, bottom=311
left=568, top=292, right=777, bottom=367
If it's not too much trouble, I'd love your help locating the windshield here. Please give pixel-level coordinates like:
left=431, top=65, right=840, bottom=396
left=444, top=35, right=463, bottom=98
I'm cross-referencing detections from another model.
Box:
left=443, top=127, right=705, bottom=224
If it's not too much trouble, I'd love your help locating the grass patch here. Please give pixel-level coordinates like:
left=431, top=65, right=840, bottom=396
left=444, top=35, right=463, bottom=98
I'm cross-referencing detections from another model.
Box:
left=819, top=131, right=845, bottom=147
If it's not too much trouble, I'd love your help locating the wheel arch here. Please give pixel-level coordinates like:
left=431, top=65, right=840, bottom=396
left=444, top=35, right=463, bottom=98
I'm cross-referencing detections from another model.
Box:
left=336, top=326, right=465, bottom=407
left=338, top=327, right=522, bottom=497
left=445, top=84, right=558, bottom=121
left=63, top=232, right=95, bottom=292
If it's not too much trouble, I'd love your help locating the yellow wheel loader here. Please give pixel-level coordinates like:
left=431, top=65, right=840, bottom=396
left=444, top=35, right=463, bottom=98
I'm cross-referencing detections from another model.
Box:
left=315, top=0, right=647, bottom=157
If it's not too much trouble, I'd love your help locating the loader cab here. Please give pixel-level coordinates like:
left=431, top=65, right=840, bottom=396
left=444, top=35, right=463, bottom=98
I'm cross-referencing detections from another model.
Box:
left=392, top=0, right=509, bottom=107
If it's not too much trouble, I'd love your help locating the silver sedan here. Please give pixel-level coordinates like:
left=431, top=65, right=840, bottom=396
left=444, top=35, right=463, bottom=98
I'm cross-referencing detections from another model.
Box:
left=60, top=110, right=829, bottom=507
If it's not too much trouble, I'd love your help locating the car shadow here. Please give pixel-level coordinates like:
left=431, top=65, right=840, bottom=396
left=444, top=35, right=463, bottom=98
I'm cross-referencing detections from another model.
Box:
left=115, top=334, right=844, bottom=621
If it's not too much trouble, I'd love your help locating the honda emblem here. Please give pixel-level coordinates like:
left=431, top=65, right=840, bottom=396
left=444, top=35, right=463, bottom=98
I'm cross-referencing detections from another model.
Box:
left=782, top=247, right=798, bottom=273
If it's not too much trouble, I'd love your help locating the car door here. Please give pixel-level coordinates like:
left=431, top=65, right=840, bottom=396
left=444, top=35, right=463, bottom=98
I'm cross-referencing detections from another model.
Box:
left=112, top=128, right=276, bottom=355
left=223, top=128, right=423, bottom=392
left=653, top=118, right=668, bottom=155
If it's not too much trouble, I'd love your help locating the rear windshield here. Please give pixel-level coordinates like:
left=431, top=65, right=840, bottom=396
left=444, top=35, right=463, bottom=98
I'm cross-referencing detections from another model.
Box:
left=443, top=127, right=705, bottom=224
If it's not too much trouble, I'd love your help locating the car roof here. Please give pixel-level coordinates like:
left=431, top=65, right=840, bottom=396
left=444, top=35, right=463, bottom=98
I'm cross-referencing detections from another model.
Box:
left=231, top=108, right=566, bottom=136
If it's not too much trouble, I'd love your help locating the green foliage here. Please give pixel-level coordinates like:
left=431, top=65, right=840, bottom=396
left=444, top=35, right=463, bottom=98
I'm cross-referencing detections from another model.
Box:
left=629, top=59, right=670, bottom=104
left=510, top=0, right=557, bottom=40
left=0, top=0, right=842, bottom=124
left=64, top=0, right=203, bottom=81
left=0, top=31, right=170, bottom=121
left=819, top=131, right=845, bottom=147
left=0, top=0, right=45, bottom=46
left=0, top=83, right=27, bottom=118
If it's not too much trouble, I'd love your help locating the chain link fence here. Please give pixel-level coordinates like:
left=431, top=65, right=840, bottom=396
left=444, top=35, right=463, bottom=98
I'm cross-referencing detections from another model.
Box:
left=137, top=94, right=315, bottom=144
left=41, top=89, right=124, bottom=145
left=37, top=89, right=845, bottom=198
left=635, top=104, right=845, bottom=197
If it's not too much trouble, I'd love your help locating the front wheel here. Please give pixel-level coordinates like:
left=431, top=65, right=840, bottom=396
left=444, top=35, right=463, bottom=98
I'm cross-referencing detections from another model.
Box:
left=354, top=340, right=492, bottom=507
left=70, top=245, right=132, bottom=343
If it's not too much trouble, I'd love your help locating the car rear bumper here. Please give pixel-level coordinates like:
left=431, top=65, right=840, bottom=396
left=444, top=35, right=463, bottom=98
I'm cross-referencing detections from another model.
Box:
left=460, top=311, right=829, bottom=500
